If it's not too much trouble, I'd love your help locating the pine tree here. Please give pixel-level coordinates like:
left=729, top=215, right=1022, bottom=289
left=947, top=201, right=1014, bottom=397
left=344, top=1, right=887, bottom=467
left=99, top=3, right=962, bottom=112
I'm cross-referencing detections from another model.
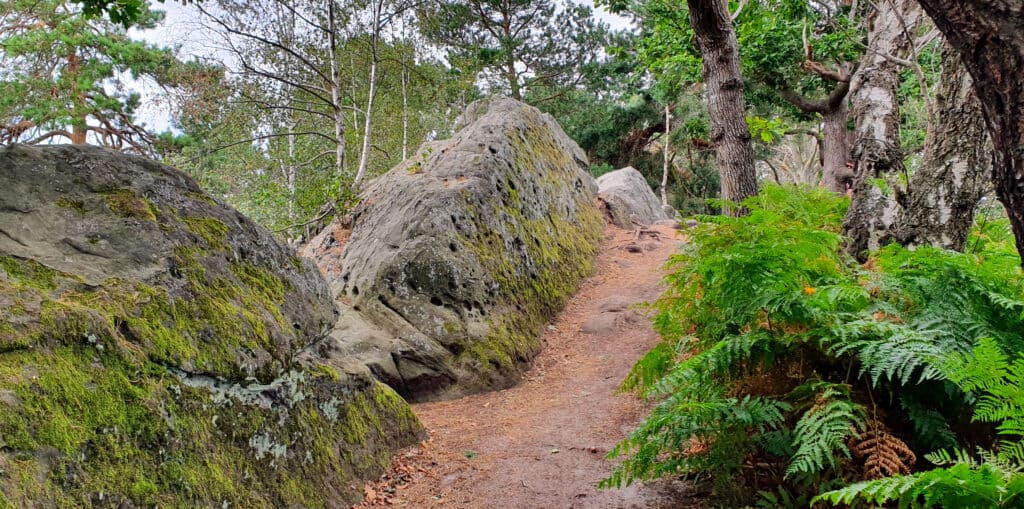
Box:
left=0, top=0, right=180, bottom=153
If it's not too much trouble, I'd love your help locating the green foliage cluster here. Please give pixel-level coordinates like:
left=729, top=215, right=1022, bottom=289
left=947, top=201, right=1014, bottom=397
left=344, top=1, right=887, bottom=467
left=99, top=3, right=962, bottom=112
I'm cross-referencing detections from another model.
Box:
left=815, top=338, right=1024, bottom=508
left=0, top=0, right=184, bottom=151
left=606, top=185, right=1024, bottom=503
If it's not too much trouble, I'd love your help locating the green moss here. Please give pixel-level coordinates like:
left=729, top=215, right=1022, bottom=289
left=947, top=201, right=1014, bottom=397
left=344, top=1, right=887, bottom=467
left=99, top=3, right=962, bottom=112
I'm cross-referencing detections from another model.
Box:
left=289, top=255, right=306, bottom=274
left=55, top=197, right=87, bottom=214
left=187, top=191, right=218, bottom=207
left=451, top=122, right=604, bottom=376
left=0, top=337, right=421, bottom=507
left=0, top=166, right=425, bottom=509
left=0, top=255, right=58, bottom=291
left=104, top=189, right=158, bottom=222
left=182, top=217, right=229, bottom=251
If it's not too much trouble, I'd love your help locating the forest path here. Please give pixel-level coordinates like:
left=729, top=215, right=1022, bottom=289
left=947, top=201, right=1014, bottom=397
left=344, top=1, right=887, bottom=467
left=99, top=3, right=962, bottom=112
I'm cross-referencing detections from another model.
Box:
left=354, top=223, right=700, bottom=509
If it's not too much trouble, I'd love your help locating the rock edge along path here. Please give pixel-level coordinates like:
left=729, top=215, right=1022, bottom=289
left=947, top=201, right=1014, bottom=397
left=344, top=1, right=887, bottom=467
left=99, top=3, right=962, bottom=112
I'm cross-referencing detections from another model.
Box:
left=353, top=223, right=707, bottom=508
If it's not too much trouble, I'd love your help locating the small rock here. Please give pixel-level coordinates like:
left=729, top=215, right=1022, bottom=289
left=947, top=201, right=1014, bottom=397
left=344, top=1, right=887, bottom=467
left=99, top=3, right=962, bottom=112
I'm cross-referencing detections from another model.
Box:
left=0, top=390, right=21, bottom=409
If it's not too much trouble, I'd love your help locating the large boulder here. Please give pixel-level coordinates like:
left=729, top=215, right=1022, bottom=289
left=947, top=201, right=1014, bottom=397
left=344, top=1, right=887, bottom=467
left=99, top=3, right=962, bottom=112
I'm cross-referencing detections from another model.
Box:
left=310, top=97, right=604, bottom=401
left=596, top=166, right=672, bottom=228
left=0, top=145, right=422, bottom=507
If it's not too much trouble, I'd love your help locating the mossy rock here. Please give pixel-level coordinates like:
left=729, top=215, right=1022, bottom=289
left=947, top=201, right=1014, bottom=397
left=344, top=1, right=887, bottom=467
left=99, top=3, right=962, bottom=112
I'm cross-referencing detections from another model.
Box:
left=309, top=98, right=604, bottom=402
left=0, top=145, right=423, bottom=507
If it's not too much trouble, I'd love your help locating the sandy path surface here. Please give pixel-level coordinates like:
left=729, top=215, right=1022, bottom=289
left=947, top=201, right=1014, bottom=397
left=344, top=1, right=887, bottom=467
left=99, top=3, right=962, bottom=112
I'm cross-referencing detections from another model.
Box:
left=355, top=223, right=702, bottom=509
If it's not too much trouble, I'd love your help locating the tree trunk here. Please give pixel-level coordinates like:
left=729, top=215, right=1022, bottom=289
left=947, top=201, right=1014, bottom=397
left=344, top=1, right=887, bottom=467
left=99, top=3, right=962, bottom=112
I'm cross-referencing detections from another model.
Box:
left=401, top=64, right=409, bottom=160
left=915, top=0, right=1024, bottom=265
left=893, top=44, right=990, bottom=251
left=328, top=1, right=347, bottom=191
left=506, top=59, right=521, bottom=101
left=779, top=80, right=852, bottom=193
left=688, top=0, right=758, bottom=212
left=662, top=104, right=670, bottom=208
left=353, top=0, right=382, bottom=189
left=843, top=0, right=925, bottom=260
left=821, top=100, right=852, bottom=193
left=287, top=123, right=297, bottom=222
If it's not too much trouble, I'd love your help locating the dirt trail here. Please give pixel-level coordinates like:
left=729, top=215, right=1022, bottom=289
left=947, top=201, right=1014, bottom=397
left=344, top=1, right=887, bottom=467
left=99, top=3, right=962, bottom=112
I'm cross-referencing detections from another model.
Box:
left=356, top=223, right=701, bottom=509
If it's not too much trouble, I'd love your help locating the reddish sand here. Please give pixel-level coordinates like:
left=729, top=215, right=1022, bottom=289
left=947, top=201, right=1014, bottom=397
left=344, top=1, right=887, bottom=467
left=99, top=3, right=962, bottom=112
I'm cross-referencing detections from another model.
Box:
left=354, top=223, right=705, bottom=509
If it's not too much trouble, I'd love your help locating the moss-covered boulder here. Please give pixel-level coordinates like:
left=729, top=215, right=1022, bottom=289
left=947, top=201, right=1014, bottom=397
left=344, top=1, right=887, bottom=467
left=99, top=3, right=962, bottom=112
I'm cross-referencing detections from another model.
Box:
left=0, top=145, right=422, bottom=507
left=309, top=97, right=604, bottom=401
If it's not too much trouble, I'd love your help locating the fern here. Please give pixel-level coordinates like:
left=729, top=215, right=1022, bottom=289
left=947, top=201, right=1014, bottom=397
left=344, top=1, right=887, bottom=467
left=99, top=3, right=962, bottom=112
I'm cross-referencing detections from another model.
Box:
left=621, top=341, right=677, bottom=394
left=814, top=462, right=1024, bottom=508
left=825, top=319, right=955, bottom=386
left=785, top=382, right=866, bottom=479
left=817, top=339, right=1024, bottom=508
left=602, top=390, right=789, bottom=488
left=608, top=186, right=1024, bottom=503
left=946, top=338, right=1024, bottom=451
left=900, top=397, right=958, bottom=452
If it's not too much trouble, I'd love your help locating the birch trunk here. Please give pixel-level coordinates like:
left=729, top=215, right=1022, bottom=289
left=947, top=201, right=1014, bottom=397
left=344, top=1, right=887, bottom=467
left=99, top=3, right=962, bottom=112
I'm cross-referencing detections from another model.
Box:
left=328, top=1, right=347, bottom=190
left=842, top=0, right=925, bottom=260
left=401, top=65, right=409, bottom=160
left=893, top=44, right=990, bottom=251
left=662, top=105, right=670, bottom=208
left=353, top=0, right=382, bottom=189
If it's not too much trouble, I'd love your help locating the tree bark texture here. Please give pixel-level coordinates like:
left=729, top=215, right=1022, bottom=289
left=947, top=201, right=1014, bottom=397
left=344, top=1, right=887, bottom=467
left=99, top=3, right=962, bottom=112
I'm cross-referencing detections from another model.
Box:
left=822, top=100, right=852, bottom=193
left=843, top=0, right=925, bottom=260
left=779, top=76, right=852, bottom=193
left=893, top=44, right=990, bottom=251
left=688, top=0, right=758, bottom=212
left=915, top=0, right=1024, bottom=265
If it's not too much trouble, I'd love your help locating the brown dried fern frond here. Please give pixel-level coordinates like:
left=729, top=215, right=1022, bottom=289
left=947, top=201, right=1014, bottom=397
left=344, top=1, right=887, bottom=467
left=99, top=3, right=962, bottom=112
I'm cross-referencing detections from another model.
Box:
left=848, top=422, right=916, bottom=479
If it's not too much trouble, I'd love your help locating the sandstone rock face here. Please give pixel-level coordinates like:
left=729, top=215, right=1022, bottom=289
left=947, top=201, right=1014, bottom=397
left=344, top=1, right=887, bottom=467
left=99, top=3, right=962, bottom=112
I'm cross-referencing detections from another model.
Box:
left=0, top=145, right=422, bottom=507
left=596, top=167, right=672, bottom=228
left=314, top=97, right=604, bottom=401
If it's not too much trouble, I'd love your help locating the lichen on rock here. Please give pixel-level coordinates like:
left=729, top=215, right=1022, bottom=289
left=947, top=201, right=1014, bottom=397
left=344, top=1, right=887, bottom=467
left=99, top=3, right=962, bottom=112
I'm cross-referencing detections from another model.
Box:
left=0, top=145, right=423, bottom=507
left=308, top=97, right=604, bottom=402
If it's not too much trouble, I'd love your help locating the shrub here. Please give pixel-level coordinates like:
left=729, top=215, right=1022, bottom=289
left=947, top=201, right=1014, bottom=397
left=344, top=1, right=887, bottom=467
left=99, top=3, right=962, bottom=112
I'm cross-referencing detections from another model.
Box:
left=604, top=185, right=1024, bottom=503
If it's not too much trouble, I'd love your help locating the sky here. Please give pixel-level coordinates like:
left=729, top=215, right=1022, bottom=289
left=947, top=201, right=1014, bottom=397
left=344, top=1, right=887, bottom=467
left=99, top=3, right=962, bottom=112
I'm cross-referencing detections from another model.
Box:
left=130, top=0, right=634, bottom=133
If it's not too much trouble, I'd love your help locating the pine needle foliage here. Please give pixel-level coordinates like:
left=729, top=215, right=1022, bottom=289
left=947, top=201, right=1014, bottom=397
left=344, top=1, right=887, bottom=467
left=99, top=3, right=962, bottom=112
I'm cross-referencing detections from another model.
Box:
left=605, top=185, right=1024, bottom=502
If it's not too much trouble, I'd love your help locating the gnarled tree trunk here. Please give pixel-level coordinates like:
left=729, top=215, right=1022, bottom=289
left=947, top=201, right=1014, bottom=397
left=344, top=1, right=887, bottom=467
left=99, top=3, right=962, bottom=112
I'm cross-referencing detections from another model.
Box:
left=780, top=78, right=852, bottom=193
left=915, top=0, right=1024, bottom=266
left=893, top=44, right=990, bottom=251
left=843, top=0, right=925, bottom=260
left=688, top=0, right=758, bottom=212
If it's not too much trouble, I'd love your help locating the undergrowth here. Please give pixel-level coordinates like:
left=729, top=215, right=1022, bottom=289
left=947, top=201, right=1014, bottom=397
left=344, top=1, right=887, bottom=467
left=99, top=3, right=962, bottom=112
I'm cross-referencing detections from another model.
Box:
left=603, top=185, right=1024, bottom=506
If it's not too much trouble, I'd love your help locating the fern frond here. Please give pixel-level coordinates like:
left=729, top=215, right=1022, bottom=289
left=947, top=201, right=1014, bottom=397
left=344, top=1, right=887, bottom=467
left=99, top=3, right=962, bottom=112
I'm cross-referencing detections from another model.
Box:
left=813, top=475, right=920, bottom=506
left=849, top=426, right=916, bottom=479
left=827, top=319, right=952, bottom=385
left=785, top=383, right=865, bottom=479
left=815, top=462, right=1024, bottom=508
left=900, top=397, right=958, bottom=452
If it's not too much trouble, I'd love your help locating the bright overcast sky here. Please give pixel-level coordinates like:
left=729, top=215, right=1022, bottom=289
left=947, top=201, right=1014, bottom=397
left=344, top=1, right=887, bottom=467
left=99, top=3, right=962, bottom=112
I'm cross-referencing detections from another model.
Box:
left=130, top=0, right=633, bottom=133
